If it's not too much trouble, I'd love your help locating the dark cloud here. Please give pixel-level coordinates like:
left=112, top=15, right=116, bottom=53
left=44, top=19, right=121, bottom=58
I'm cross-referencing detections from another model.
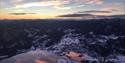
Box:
left=57, top=13, right=125, bottom=19
left=9, top=13, right=36, bottom=15
left=58, top=14, right=94, bottom=17
left=58, top=10, right=113, bottom=17
left=78, top=10, right=112, bottom=14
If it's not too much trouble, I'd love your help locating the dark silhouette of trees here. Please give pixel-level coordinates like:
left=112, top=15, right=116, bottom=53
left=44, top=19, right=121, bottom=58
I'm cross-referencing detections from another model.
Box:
left=87, top=35, right=125, bottom=63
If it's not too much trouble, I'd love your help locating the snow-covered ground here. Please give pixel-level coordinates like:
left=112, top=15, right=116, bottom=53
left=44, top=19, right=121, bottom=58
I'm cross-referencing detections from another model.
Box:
left=0, top=49, right=78, bottom=63
left=1, top=28, right=125, bottom=63
left=1, top=49, right=125, bottom=63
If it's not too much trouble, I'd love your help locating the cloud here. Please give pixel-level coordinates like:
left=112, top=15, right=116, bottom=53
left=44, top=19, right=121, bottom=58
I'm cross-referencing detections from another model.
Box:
left=58, top=14, right=94, bottom=17
left=57, top=13, right=97, bottom=19
left=58, top=10, right=114, bottom=17
left=76, top=8, right=118, bottom=15
left=101, top=4, right=124, bottom=12
left=99, top=3, right=125, bottom=15
left=78, top=10, right=112, bottom=14
left=0, top=0, right=5, bottom=6
left=74, top=0, right=103, bottom=4
left=11, top=0, right=103, bottom=5
left=14, top=0, right=69, bottom=8
left=9, top=13, right=36, bottom=15
left=85, top=0, right=103, bottom=4
left=11, top=0, right=103, bottom=9
left=54, top=5, right=85, bottom=10
left=54, top=6, right=71, bottom=10
left=12, top=0, right=24, bottom=4
left=57, top=13, right=125, bottom=20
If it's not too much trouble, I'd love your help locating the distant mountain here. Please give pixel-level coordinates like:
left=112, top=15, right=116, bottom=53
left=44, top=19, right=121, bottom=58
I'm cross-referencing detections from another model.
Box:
left=98, top=15, right=125, bottom=19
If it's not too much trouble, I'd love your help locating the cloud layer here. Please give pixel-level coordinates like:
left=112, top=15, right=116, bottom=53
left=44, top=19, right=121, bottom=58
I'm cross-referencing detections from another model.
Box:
left=14, top=0, right=69, bottom=8
left=9, top=13, right=36, bottom=15
left=80, top=10, right=111, bottom=13
left=6, top=0, right=103, bottom=9
left=58, top=14, right=93, bottom=17
left=1, top=0, right=125, bottom=19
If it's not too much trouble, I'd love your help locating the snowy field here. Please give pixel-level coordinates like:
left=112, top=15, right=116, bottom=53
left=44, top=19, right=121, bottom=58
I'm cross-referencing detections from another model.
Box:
left=0, top=19, right=125, bottom=63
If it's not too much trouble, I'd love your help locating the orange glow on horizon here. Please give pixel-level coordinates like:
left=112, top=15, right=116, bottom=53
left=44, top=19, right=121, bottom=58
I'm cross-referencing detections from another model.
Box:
left=0, top=14, right=57, bottom=20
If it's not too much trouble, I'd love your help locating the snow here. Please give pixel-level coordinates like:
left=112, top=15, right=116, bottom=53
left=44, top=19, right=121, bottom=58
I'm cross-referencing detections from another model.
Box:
left=0, top=50, right=77, bottom=63
left=1, top=29, right=125, bottom=63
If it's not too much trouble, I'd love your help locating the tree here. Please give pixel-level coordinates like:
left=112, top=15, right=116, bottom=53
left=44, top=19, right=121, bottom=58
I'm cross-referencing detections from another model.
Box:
left=86, top=34, right=125, bottom=63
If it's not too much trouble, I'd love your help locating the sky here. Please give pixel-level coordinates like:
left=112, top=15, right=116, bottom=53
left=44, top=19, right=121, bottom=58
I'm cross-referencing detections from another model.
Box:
left=0, top=0, right=125, bottom=19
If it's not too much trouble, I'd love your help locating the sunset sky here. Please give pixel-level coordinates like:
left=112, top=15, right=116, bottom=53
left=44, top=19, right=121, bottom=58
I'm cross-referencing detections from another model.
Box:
left=0, top=0, right=125, bottom=19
